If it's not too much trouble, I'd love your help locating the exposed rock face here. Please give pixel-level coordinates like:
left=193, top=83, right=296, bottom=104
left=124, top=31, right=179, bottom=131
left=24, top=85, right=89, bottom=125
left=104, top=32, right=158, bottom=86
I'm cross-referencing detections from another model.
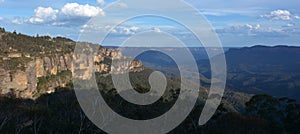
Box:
left=73, top=46, right=143, bottom=79
left=0, top=47, right=143, bottom=99
left=8, top=53, right=22, bottom=58
left=11, top=71, right=28, bottom=92
left=130, top=59, right=143, bottom=72
left=0, top=68, right=11, bottom=95
left=36, top=58, right=45, bottom=77
left=0, top=69, right=30, bottom=98
left=26, top=61, right=37, bottom=94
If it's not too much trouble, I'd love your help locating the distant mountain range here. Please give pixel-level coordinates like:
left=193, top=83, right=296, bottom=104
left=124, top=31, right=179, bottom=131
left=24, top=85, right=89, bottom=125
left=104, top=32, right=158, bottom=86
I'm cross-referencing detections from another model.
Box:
left=129, top=45, right=300, bottom=101
left=222, top=45, right=300, bottom=101
left=118, top=47, right=231, bottom=61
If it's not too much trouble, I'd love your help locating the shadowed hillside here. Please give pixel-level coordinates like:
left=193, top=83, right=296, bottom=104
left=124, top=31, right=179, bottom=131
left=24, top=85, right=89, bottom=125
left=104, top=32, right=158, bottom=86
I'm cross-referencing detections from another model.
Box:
left=1, top=85, right=299, bottom=133
left=222, top=46, right=300, bottom=101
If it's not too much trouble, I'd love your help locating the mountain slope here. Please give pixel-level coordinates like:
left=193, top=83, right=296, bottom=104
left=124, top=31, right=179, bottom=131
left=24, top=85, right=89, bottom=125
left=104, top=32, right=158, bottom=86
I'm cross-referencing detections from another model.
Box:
left=200, top=45, right=300, bottom=101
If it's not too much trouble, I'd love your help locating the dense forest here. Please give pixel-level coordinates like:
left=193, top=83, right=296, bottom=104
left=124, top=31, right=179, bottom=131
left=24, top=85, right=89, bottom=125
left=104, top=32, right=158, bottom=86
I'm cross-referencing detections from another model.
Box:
left=0, top=28, right=75, bottom=56
left=1, top=85, right=300, bottom=133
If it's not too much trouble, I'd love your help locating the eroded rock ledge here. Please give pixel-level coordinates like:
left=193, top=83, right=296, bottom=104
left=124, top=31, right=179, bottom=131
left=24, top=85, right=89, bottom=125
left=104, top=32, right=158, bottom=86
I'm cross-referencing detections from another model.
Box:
left=0, top=45, right=143, bottom=99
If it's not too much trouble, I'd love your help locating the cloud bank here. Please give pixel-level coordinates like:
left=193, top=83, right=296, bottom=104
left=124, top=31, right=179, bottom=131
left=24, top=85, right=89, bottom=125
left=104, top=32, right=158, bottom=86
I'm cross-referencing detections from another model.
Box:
left=13, top=2, right=105, bottom=26
left=261, top=10, right=300, bottom=21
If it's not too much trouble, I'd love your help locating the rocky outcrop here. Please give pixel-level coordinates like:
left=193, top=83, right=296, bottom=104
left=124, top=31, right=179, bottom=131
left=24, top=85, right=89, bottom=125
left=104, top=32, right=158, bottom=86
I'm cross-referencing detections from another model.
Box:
left=0, top=46, right=143, bottom=99
left=25, top=61, right=37, bottom=97
left=73, top=47, right=143, bottom=79
left=130, top=59, right=143, bottom=72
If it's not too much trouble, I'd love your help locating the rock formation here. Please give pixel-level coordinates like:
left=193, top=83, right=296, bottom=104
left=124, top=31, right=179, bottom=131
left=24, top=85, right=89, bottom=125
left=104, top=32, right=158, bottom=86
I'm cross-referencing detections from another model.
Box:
left=0, top=46, right=143, bottom=99
left=0, top=29, right=143, bottom=99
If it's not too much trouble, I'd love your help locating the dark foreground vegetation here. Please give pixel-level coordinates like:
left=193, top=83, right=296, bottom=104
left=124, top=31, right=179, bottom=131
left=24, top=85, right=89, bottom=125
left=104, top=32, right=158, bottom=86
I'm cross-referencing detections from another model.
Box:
left=1, top=85, right=300, bottom=134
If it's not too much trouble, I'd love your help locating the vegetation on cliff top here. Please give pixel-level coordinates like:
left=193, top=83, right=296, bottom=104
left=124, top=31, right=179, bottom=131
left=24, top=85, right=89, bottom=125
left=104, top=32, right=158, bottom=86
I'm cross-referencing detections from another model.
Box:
left=0, top=28, right=75, bottom=56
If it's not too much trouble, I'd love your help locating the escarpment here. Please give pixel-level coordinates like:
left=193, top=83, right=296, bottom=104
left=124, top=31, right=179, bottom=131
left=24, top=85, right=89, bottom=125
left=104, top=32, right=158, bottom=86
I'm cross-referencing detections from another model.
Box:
left=0, top=30, right=143, bottom=99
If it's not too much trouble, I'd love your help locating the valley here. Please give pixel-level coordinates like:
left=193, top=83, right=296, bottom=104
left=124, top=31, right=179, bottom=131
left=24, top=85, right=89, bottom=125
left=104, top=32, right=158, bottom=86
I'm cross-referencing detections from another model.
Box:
left=0, top=28, right=300, bottom=133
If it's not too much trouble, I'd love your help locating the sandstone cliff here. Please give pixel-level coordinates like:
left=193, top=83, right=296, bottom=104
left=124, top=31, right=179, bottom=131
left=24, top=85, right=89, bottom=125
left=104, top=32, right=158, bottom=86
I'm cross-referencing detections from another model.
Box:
left=0, top=30, right=143, bottom=99
left=0, top=48, right=143, bottom=99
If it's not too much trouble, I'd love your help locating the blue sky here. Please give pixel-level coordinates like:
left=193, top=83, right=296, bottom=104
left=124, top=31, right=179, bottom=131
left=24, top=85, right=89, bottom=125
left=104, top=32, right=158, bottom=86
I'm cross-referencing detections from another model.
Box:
left=0, top=0, right=300, bottom=47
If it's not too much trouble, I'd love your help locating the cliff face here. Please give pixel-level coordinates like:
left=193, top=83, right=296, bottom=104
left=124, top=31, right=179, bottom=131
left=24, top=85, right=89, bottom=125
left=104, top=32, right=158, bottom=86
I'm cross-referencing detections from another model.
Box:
left=0, top=43, right=143, bottom=99
left=73, top=46, right=143, bottom=79
left=0, top=30, right=143, bottom=99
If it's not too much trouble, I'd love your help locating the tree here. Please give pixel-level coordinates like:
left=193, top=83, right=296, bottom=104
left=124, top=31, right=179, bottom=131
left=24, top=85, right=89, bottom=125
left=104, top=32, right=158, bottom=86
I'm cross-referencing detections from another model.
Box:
left=245, top=94, right=284, bottom=123
left=245, top=94, right=300, bottom=133
left=0, top=27, right=5, bottom=33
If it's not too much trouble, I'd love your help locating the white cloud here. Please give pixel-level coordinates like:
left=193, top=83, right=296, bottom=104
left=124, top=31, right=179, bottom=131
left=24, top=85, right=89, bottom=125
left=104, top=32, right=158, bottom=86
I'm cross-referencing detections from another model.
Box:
left=295, top=15, right=300, bottom=19
left=80, top=24, right=140, bottom=35
left=52, top=22, right=67, bottom=26
left=199, top=8, right=261, bottom=16
left=81, top=24, right=106, bottom=31
left=287, top=23, right=295, bottom=27
left=130, top=26, right=139, bottom=31
left=29, top=7, right=58, bottom=24
left=112, top=2, right=128, bottom=8
left=0, top=17, right=3, bottom=21
left=114, top=26, right=139, bottom=35
left=245, top=24, right=261, bottom=30
left=152, top=27, right=162, bottom=33
left=284, top=23, right=296, bottom=27
left=261, top=10, right=292, bottom=20
left=24, top=3, right=105, bottom=26
left=219, top=24, right=261, bottom=33
left=12, top=20, right=22, bottom=24
left=61, top=3, right=104, bottom=18
left=216, top=24, right=289, bottom=37
left=12, top=18, right=24, bottom=24
left=97, top=0, right=105, bottom=5
left=200, top=11, right=225, bottom=16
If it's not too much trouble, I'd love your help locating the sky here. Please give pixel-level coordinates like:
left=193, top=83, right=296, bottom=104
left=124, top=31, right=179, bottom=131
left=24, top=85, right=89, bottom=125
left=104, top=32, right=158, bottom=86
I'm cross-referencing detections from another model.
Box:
left=0, top=0, right=300, bottom=47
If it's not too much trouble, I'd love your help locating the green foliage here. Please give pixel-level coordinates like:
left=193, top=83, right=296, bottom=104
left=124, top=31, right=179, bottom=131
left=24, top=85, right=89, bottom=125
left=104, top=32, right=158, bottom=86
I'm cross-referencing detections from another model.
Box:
left=134, top=84, right=150, bottom=93
left=2, top=57, right=32, bottom=71
left=204, top=112, right=273, bottom=134
left=1, top=84, right=300, bottom=133
left=0, top=27, right=5, bottom=33
left=37, top=70, right=72, bottom=94
left=245, top=94, right=300, bottom=133
left=246, top=95, right=281, bottom=115
left=0, top=28, right=76, bottom=57
left=0, top=91, right=103, bottom=133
